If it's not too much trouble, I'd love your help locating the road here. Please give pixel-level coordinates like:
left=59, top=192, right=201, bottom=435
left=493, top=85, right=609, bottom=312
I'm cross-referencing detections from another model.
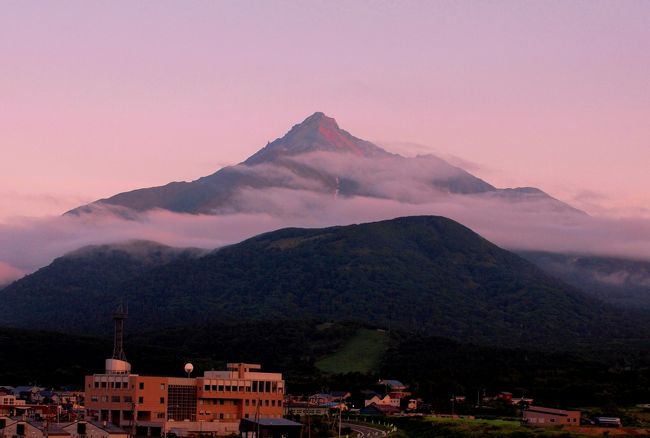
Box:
left=342, top=422, right=388, bottom=437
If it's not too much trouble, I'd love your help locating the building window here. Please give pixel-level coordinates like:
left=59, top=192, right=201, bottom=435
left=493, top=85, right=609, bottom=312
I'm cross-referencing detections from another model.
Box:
left=265, top=400, right=269, bottom=407
left=124, top=396, right=132, bottom=403
left=271, top=400, right=275, bottom=407
left=160, top=397, right=165, bottom=404
left=278, top=400, right=282, bottom=407
left=245, top=400, right=249, bottom=407
left=219, top=414, right=224, bottom=420
left=204, top=385, right=210, bottom=391
left=139, top=382, right=144, bottom=390
left=160, top=384, right=165, bottom=390
left=138, top=397, right=144, bottom=404
left=111, top=396, right=120, bottom=403
left=17, top=424, right=25, bottom=436
left=245, top=414, right=249, bottom=419
left=167, top=384, right=197, bottom=422
left=100, top=382, right=107, bottom=388
left=211, top=385, right=217, bottom=391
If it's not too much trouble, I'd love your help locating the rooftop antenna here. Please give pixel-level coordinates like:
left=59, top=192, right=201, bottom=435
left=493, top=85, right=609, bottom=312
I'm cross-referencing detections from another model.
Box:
left=112, top=301, right=128, bottom=361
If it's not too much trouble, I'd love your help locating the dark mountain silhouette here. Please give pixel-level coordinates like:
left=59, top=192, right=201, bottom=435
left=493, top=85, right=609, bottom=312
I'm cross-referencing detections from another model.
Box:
left=0, top=216, right=632, bottom=347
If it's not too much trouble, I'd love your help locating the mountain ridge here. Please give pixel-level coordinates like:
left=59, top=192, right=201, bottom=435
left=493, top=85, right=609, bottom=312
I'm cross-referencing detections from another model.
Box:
left=0, top=215, right=632, bottom=347
left=66, top=112, right=581, bottom=216
left=519, top=250, right=650, bottom=309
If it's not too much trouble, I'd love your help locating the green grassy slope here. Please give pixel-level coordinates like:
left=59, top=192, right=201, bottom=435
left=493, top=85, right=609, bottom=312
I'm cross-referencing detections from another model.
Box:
left=316, top=328, right=389, bottom=374
left=3, top=321, right=650, bottom=408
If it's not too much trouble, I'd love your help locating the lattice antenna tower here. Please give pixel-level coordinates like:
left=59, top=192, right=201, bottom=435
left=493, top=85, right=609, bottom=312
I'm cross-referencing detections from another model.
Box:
left=112, top=301, right=128, bottom=361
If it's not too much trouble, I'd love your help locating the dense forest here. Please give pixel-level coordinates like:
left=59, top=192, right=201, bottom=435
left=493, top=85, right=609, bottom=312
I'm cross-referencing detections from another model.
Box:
left=2, top=216, right=644, bottom=349
left=2, top=320, right=650, bottom=410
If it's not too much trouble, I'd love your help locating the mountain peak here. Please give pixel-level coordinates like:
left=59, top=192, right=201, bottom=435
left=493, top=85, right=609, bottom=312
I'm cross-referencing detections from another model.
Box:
left=300, top=111, right=338, bottom=127
left=244, top=112, right=391, bottom=164
left=290, top=111, right=342, bottom=138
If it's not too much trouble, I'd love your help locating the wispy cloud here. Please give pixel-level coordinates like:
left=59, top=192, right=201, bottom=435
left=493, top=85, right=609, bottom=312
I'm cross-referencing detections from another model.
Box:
left=0, top=191, right=93, bottom=223
left=1, top=151, right=649, bottom=285
left=1, top=185, right=650, bottom=287
left=376, top=141, right=488, bottom=174
left=0, top=261, right=25, bottom=287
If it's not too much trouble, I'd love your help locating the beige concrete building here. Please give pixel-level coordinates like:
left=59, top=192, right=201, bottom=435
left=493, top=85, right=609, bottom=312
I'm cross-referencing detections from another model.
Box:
left=523, top=405, right=581, bottom=426
left=84, top=359, right=285, bottom=437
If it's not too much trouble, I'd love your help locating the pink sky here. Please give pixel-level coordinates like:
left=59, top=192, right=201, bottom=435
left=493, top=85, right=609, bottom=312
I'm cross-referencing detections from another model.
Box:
left=1, top=1, right=649, bottom=221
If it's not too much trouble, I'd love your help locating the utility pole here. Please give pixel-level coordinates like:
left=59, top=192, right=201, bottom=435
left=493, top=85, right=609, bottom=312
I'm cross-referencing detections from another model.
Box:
left=255, top=399, right=261, bottom=438
left=338, top=405, right=342, bottom=438
left=451, top=394, right=455, bottom=416
left=130, top=402, right=136, bottom=438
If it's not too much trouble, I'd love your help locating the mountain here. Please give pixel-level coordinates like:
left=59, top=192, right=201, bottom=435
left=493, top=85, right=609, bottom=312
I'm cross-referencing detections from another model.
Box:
left=519, top=251, right=650, bottom=310
left=0, top=240, right=203, bottom=334
left=245, top=112, right=393, bottom=163
left=66, top=112, right=580, bottom=216
left=0, top=216, right=632, bottom=347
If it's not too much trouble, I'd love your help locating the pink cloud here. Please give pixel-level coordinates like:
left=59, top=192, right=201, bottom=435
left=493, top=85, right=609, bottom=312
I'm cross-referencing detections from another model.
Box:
left=0, top=261, right=25, bottom=286
left=1, top=185, right=650, bottom=285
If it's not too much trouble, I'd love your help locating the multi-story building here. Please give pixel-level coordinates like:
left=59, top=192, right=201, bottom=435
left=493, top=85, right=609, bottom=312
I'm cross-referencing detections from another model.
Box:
left=84, top=306, right=286, bottom=437
left=84, top=359, right=285, bottom=437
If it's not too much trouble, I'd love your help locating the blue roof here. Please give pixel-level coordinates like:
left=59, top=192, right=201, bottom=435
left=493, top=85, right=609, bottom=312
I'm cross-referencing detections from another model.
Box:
left=378, top=380, right=405, bottom=388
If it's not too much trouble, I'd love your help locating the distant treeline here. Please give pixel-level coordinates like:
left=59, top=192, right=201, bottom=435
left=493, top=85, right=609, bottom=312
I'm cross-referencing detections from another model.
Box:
left=2, top=320, right=650, bottom=409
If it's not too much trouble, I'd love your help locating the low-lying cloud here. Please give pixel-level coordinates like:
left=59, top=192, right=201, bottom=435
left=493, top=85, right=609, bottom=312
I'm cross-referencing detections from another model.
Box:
left=1, top=185, right=650, bottom=287
left=1, top=150, right=649, bottom=285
